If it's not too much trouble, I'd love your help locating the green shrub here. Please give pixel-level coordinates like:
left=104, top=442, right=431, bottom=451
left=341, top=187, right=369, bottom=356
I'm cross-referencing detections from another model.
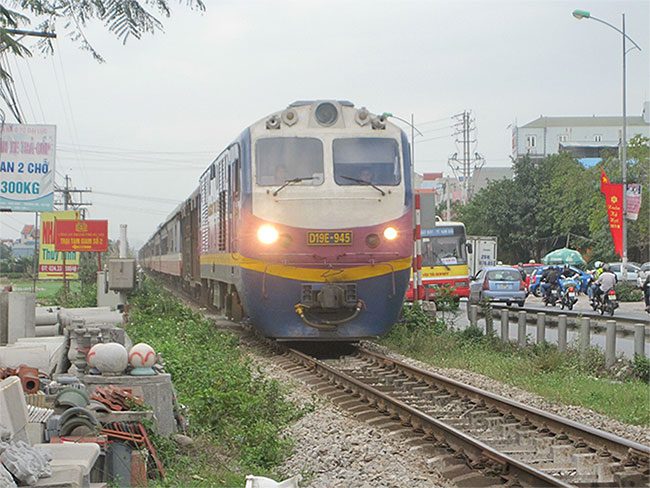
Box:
left=128, top=278, right=302, bottom=474
left=614, top=282, right=643, bottom=302
left=632, top=354, right=650, bottom=383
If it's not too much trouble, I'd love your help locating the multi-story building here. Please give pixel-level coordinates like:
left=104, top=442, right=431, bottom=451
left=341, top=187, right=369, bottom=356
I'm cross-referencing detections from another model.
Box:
left=512, top=101, right=650, bottom=166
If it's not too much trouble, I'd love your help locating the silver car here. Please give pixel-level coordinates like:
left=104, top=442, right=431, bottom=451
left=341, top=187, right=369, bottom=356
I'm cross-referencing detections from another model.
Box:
left=469, top=266, right=526, bottom=307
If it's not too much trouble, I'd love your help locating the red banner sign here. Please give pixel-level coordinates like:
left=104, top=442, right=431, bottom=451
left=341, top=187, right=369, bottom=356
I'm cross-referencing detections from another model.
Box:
left=54, top=220, right=108, bottom=252
left=600, top=170, right=623, bottom=258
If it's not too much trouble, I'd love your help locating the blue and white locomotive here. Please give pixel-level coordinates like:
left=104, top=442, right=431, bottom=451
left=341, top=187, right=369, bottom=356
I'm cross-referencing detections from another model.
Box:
left=140, top=100, right=413, bottom=340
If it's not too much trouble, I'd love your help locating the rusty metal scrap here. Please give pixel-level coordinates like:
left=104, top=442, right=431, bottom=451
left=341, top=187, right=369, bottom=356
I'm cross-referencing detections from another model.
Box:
left=90, top=386, right=144, bottom=411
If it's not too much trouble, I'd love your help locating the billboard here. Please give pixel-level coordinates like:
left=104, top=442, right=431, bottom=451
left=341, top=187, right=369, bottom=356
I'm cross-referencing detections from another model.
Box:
left=0, top=123, right=56, bottom=212
left=39, top=211, right=80, bottom=280
left=54, top=220, right=108, bottom=252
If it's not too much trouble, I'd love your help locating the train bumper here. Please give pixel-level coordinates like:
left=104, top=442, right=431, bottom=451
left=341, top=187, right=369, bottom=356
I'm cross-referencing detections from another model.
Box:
left=239, top=268, right=410, bottom=340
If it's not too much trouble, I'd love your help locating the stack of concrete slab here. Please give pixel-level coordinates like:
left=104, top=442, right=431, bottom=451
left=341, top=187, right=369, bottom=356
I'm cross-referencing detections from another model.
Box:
left=0, top=376, right=102, bottom=487
left=0, top=337, right=67, bottom=376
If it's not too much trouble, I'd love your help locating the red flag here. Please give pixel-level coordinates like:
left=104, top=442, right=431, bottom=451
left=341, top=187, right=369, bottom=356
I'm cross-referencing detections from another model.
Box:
left=601, top=181, right=624, bottom=258
left=600, top=169, right=610, bottom=192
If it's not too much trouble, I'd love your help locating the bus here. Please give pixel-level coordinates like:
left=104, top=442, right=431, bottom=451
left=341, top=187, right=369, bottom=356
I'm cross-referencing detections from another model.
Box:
left=407, top=220, right=471, bottom=301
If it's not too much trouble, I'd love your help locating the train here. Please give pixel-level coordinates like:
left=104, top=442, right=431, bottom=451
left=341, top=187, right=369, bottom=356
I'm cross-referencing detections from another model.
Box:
left=140, top=100, right=414, bottom=340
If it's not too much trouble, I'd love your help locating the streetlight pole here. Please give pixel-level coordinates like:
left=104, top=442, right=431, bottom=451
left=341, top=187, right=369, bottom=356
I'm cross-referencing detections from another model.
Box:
left=572, top=9, right=642, bottom=280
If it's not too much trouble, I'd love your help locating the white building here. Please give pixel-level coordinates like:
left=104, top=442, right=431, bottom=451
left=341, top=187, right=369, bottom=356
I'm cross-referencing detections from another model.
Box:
left=512, top=102, right=650, bottom=166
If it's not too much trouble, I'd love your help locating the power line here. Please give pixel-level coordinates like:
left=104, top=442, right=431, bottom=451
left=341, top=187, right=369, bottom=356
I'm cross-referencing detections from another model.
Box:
left=92, top=190, right=180, bottom=204
left=447, top=110, right=485, bottom=203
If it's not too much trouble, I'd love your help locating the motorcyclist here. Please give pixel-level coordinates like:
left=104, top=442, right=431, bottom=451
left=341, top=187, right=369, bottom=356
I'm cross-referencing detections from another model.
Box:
left=541, top=266, right=560, bottom=299
left=594, top=263, right=617, bottom=304
left=643, top=273, right=650, bottom=313
left=517, top=262, right=526, bottom=281
left=588, top=261, right=604, bottom=302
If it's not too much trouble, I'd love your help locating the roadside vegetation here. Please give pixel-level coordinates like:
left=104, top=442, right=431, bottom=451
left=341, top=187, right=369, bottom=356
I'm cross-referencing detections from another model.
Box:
left=127, top=278, right=304, bottom=486
left=381, top=304, right=650, bottom=426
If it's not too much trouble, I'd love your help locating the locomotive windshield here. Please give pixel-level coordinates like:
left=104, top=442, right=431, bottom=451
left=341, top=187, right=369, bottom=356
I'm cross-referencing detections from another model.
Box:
left=256, top=137, right=324, bottom=186
left=333, top=138, right=400, bottom=186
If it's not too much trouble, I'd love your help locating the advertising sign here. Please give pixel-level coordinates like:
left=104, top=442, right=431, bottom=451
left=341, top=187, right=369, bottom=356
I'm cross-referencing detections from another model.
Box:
left=38, top=211, right=80, bottom=280
left=625, top=184, right=642, bottom=221
left=54, top=220, right=108, bottom=252
left=0, top=123, right=56, bottom=212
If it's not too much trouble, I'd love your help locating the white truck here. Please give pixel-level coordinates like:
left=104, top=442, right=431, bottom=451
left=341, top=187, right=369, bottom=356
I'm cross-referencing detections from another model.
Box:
left=467, top=236, right=498, bottom=277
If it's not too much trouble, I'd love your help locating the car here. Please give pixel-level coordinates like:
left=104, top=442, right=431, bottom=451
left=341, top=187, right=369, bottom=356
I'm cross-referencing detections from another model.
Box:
left=469, top=266, right=526, bottom=307
left=607, top=262, right=640, bottom=285
left=636, top=262, right=650, bottom=288
left=529, top=265, right=590, bottom=296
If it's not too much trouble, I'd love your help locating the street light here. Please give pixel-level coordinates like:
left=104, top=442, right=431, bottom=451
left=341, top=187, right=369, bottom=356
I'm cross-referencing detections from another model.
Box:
left=572, top=9, right=642, bottom=280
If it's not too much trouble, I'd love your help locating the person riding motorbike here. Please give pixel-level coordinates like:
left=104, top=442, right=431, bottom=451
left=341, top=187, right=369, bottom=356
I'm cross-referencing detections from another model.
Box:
left=517, top=262, right=526, bottom=281
left=588, top=261, right=604, bottom=301
left=594, top=263, right=617, bottom=305
left=541, top=266, right=560, bottom=300
left=644, top=273, right=650, bottom=313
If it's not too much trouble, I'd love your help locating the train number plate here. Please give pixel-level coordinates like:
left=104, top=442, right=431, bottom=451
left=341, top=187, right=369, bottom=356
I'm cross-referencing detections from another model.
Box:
left=307, top=231, right=353, bottom=246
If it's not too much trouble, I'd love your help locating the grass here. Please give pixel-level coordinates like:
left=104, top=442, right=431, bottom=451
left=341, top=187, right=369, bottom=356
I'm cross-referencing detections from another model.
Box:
left=381, top=305, right=650, bottom=426
left=127, top=278, right=304, bottom=486
left=0, top=277, right=81, bottom=301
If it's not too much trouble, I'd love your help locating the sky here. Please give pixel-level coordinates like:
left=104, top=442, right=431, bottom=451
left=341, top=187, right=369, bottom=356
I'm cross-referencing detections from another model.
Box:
left=1, top=0, right=648, bottom=247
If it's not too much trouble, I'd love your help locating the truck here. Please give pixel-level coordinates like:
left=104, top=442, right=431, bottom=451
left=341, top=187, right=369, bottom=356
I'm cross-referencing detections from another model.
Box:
left=467, top=235, right=498, bottom=277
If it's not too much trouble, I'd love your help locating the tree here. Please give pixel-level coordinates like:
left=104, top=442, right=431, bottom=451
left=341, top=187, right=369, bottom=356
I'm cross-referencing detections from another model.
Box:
left=0, top=1, right=205, bottom=119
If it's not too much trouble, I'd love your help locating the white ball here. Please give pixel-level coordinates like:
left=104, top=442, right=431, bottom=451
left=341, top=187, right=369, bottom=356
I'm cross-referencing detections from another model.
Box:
left=129, top=343, right=156, bottom=368
left=87, top=343, right=128, bottom=374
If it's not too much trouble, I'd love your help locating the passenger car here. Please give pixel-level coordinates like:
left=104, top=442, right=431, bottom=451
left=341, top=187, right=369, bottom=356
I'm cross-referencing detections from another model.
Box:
left=469, top=266, right=526, bottom=307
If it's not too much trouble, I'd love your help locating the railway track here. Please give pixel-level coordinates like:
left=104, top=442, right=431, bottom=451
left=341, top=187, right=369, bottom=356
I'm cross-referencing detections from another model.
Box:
left=270, top=343, right=649, bottom=487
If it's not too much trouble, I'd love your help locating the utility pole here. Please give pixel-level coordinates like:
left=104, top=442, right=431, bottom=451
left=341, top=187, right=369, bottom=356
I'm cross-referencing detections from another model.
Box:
left=54, top=174, right=92, bottom=216
left=448, top=110, right=485, bottom=203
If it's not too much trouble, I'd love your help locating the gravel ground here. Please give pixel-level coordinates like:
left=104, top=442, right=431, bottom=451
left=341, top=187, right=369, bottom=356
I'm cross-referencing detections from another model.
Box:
left=241, top=336, right=452, bottom=488
left=362, top=341, right=650, bottom=446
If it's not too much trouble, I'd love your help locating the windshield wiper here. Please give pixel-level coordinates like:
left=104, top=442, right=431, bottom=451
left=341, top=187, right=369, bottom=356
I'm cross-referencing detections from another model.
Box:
left=431, top=250, right=451, bottom=270
left=272, top=177, right=314, bottom=196
left=340, top=175, right=386, bottom=196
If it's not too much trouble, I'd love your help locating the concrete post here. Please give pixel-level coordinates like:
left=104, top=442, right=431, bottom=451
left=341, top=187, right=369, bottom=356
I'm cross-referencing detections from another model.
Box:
left=605, top=320, right=617, bottom=368
left=500, top=310, right=509, bottom=343
left=580, top=317, right=591, bottom=357
left=557, top=315, right=568, bottom=352
left=485, top=307, right=494, bottom=336
left=634, top=324, right=645, bottom=358
left=469, top=305, right=478, bottom=328
left=536, top=312, right=546, bottom=344
left=518, top=311, right=527, bottom=347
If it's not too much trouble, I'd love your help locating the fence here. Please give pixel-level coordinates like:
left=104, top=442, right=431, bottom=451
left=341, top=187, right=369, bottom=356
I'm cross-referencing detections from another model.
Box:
left=467, top=305, right=647, bottom=368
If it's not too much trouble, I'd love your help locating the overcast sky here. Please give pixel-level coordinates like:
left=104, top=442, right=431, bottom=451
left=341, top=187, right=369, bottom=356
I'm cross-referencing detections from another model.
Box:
left=1, top=0, right=648, bottom=247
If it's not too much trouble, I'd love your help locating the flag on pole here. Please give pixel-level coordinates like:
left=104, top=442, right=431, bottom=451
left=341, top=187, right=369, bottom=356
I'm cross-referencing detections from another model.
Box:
left=599, top=170, right=624, bottom=258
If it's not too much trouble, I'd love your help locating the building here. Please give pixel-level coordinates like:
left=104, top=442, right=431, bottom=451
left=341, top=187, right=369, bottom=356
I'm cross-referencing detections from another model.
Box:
left=512, top=101, right=650, bottom=166
left=11, top=224, right=38, bottom=259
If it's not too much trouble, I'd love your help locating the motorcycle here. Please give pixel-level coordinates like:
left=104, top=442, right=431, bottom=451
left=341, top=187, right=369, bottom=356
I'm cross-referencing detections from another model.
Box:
left=591, top=286, right=619, bottom=316
left=542, top=283, right=560, bottom=307
left=559, top=278, right=579, bottom=310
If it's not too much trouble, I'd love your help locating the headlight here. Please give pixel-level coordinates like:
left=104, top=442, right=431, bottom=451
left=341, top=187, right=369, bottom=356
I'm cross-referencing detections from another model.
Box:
left=257, top=224, right=279, bottom=244
left=314, top=102, right=338, bottom=126
left=383, top=227, right=398, bottom=240
left=365, top=233, right=380, bottom=248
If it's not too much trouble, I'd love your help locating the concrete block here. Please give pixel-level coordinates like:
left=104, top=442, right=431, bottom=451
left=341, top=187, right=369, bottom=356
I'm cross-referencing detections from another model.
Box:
left=0, top=377, right=29, bottom=442
left=33, top=464, right=83, bottom=487
left=0, top=292, right=9, bottom=346
left=97, top=271, right=123, bottom=309
left=26, top=422, right=44, bottom=444
left=84, top=374, right=177, bottom=435
left=12, top=336, right=66, bottom=374
left=36, top=306, right=59, bottom=326
left=7, top=293, right=36, bottom=344
left=36, top=442, right=100, bottom=476
left=0, top=344, right=48, bottom=371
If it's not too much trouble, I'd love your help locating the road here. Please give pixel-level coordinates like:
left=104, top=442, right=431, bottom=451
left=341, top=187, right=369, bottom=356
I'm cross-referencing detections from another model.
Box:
left=519, top=294, right=649, bottom=323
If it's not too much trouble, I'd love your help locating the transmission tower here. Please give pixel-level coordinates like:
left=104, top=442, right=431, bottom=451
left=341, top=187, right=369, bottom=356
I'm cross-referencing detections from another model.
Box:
left=447, top=110, right=485, bottom=203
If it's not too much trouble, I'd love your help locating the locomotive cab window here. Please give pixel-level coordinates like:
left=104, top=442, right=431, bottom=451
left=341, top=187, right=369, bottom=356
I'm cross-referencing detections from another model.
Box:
left=256, top=137, right=324, bottom=186
left=333, top=138, right=400, bottom=186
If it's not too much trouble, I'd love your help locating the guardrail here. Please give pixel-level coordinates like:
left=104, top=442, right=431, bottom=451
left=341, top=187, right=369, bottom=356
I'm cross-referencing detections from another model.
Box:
left=468, top=305, right=647, bottom=368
